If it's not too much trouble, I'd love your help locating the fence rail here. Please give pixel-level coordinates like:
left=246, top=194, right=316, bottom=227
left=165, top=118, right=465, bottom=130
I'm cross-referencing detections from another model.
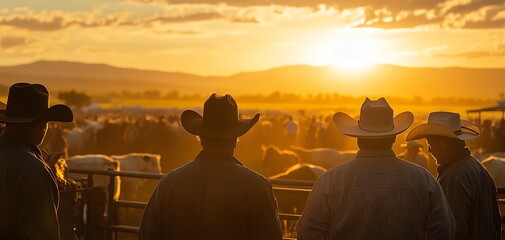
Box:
left=67, top=168, right=505, bottom=240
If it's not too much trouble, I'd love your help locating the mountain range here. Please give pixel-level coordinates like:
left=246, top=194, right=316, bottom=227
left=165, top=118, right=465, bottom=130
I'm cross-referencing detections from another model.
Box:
left=0, top=60, right=504, bottom=99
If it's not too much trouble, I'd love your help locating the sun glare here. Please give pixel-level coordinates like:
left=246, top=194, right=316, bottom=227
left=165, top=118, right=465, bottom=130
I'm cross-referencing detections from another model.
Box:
left=307, top=30, right=382, bottom=72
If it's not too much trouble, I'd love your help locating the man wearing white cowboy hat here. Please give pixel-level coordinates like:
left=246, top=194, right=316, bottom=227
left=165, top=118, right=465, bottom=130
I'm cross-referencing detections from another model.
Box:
left=407, top=111, right=501, bottom=240
left=139, top=94, right=282, bottom=240
left=0, top=83, right=73, bottom=240
left=297, top=98, right=455, bottom=240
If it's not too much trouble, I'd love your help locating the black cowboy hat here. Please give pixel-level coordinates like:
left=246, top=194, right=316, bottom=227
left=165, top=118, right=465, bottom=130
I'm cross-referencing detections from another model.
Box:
left=181, top=94, right=259, bottom=138
left=0, top=83, right=73, bottom=123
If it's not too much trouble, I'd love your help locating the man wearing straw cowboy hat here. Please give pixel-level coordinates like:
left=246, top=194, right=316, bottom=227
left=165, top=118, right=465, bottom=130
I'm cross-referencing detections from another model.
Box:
left=140, top=94, right=282, bottom=240
left=297, top=98, right=455, bottom=239
left=407, top=111, right=501, bottom=240
left=0, top=83, right=73, bottom=240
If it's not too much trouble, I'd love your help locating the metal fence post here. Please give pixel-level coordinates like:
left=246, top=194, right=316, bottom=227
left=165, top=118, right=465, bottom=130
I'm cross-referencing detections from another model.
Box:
left=86, top=173, right=94, bottom=240
left=106, top=169, right=117, bottom=240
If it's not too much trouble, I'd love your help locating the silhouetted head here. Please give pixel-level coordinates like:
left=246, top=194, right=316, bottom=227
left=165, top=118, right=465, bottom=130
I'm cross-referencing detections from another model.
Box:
left=199, top=136, right=238, bottom=154
left=357, top=136, right=396, bottom=150
left=426, top=135, right=466, bottom=165
left=0, top=83, right=73, bottom=146
left=407, top=112, right=477, bottom=165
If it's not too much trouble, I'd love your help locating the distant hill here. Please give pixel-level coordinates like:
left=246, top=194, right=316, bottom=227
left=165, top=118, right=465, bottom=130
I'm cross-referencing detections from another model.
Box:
left=0, top=60, right=504, bottom=99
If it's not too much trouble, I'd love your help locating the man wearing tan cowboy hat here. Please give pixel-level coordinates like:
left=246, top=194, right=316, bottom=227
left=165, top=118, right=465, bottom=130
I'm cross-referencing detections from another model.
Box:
left=407, top=111, right=501, bottom=240
left=297, top=98, right=455, bottom=240
left=0, top=83, right=73, bottom=240
left=139, top=94, right=282, bottom=240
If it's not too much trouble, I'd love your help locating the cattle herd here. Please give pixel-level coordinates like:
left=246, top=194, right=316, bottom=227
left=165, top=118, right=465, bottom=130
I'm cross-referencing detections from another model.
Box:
left=32, top=107, right=505, bottom=239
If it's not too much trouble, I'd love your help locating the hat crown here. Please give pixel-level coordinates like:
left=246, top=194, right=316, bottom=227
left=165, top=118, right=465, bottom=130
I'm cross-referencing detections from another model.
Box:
left=427, top=112, right=461, bottom=132
left=6, top=83, right=49, bottom=119
left=358, top=97, right=394, bottom=132
left=202, top=94, right=239, bottom=129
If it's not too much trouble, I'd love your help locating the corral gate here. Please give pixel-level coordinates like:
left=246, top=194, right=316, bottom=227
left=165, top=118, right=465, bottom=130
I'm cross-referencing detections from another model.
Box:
left=67, top=169, right=505, bottom=240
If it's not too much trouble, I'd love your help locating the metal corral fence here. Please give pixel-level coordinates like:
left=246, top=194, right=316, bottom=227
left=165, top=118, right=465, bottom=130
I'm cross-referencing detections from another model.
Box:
left=67, top=169, right=505, bottom=240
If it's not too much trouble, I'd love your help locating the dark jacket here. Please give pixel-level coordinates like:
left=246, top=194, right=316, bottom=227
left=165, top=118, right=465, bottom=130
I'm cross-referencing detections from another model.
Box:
left=437, top=148, right=502, bottom=240
left=139, top=151, right=283, bottom=240
left=0, top=134, right=60, bottom=240
left=297, top=149, right=455, bottom=240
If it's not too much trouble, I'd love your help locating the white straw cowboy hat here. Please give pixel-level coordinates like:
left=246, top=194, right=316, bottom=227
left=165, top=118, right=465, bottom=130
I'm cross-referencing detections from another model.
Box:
left=181, top=93, right=260, bottom=138
left=0, top=83, right=73, bottom=123
left=406, top=112, right=479, bottom=141
left=333, top=97, right=414, bottom=139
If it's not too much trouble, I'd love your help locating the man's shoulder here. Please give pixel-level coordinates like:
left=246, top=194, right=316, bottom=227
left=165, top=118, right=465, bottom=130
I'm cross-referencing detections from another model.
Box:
left=439, top=155, right=482, bottom=183
left=443, top=155, right=478, bottom=174
left=0, top=144, right=43, bottom=168
left=162, top=158, right=270, bottom=183
left=323, top=155, right=435, bottom=181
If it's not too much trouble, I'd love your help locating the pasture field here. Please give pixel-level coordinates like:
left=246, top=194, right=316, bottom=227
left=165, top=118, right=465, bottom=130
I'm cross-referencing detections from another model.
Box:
left=97, top=97, right=482, bottom=116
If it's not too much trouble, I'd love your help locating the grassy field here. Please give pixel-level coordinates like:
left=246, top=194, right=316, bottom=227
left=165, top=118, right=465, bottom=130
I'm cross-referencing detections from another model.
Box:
left=2, top=95, right=502, bottom=121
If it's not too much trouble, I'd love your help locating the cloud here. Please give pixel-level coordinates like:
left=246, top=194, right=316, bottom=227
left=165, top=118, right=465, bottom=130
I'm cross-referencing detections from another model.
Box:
left=164, top=0, right=445, bottom=12
left=0, top=8, right=260, bottom=32
left=436, top=44, right=505, bottom=58
left=0, top=13, right=126, bottom=31
left=0, top=35, right=35, bottom=49
left=354, top=3, right=505, bottom=29
left=144, top=12, right=222, bottom=24
left=445, top=0, right=503, bottom=14
left=1, top=1, right=503, bottom=32
left=153, top=29, right=201, bottom=35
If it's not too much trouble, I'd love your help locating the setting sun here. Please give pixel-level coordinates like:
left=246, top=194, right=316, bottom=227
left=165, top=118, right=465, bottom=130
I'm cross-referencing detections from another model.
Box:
left=306, top=29, right=383, bottom=71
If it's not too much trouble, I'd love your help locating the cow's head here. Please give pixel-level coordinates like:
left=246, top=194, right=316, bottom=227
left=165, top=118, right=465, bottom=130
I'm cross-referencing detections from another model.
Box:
left=261, top=145, right=300, bottom=177
left=142, top=154, right=162, bottom=173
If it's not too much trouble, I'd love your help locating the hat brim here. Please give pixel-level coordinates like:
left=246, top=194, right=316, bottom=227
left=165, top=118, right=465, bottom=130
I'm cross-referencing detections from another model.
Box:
left=333, top=111, right=414, bottom=139
left=181, top=110, right=260, bottom=138
left=400, top=141, right=423, bottom=149
left=406, top=120, right=479, bottom=141
left=0, top=104, right=73, bottom=123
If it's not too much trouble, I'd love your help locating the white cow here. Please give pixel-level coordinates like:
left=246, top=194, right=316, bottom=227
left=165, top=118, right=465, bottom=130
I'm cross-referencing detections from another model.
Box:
left=290, top=146, right=356, bottom=170
left=111, top=153, right=162, bottom=200
left=480, top=156, right=505, bottom=215
left=67, top=154, right=121, bottom=200
left=66, top=121, right=104, bottom=155
left=481, top=156, right=505, bottom=187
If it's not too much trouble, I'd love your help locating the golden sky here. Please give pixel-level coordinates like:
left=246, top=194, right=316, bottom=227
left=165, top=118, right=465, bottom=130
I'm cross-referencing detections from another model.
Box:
left=1, top=0, right=504, bottom=75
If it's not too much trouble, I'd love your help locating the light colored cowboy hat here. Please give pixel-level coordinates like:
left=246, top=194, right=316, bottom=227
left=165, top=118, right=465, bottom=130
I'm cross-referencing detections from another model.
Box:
left=406, top=111, right=479, bottom=141
left=333, top=97, right=414, bottom=139
left=181, top=93, right=260, bottom=138
left=0, top=83, right=73, bottom=123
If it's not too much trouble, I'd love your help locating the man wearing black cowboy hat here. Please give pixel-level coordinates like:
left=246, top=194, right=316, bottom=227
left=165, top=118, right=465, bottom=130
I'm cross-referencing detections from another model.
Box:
left=297, top=98, right=455, bottom=239
left=139, top=94, right=282, bottom=240
left=0, top=83, right=73, bottom=240
left=407, top=112, right=501, bottom=239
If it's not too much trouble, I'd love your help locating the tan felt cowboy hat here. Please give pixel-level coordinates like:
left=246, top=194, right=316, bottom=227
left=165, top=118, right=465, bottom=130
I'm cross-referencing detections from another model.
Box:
left=406, top=111, right=479, bottom=141
left=333, top=97, right=414, bottom=139
left=0, top=83, right=73, bottom=123
left=181, top=93, right=260, bottom=138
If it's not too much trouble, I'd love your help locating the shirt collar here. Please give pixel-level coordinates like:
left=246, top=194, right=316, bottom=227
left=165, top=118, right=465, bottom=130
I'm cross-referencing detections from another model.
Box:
left=437, top=147, right=471, bottom=176
left=356, top=149, right=396, bottom=158
left=0, top=132, right=43, bottom=159
left=195, top=150, right=244, bottom=166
